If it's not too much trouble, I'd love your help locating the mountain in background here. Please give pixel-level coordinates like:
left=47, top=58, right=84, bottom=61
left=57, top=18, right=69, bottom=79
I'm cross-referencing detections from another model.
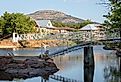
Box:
left=28, top=10, right=85, bottom=23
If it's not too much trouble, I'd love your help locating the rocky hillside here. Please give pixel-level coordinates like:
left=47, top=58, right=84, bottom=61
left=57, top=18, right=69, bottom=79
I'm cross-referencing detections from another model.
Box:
left=28, top=10, right=85, bottom=23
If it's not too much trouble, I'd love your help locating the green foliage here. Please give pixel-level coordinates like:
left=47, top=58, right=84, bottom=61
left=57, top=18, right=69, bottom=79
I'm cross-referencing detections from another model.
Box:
left=79, top=20, right=93, bottom=28
left=104, top=0, right=121, bottom=48
left=52, top=19, right=93, bottom=29
left=0, top=18, right=4, bottom=34
left=104, top=0, right=121, bottom=29
left=0, top=12, right=36, bottom=35
left=52, top=21, right=65, bottom=27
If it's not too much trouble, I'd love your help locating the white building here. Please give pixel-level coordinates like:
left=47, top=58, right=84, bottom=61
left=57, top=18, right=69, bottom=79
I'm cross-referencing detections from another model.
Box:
left=35, top=20, right=56, bottom=34
left=80, top=24, right=99, bottom=31
left=80, top=24, right=106, bottom=40
left=35, top=20, right=75, bottom=34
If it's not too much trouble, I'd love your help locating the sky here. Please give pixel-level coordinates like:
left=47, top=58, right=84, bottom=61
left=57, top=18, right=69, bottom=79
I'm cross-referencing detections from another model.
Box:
left=0, top=0, right=108, bottom=23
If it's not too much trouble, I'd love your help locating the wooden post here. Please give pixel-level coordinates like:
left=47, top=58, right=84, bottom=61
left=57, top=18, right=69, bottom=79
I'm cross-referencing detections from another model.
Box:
left=84, top=46, right=94, bottom=66
left=84, top=46, right=95, bottom=82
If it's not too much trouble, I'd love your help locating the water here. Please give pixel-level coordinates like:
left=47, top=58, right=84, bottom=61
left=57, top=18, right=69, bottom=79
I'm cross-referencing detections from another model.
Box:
left=0, top=45, right=120, bottom=82
left=0, top=46, right=66, bottom=56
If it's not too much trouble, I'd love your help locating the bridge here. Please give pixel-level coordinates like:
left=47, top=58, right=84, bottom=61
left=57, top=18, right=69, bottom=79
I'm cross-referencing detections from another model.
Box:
left=12, top=30, right=120, bottom=42
left=12, top=30, right=120, bottom=58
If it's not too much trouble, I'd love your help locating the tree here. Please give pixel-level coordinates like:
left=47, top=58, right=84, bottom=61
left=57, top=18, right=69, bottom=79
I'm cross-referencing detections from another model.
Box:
left=0, top=17, right=4, bottom=35
left=52, top=19, right=92, bottom=29
left=79, top=19, right=93, bottom=28
left=103, top=0, right=121, bottom=48
left=0, top=12, right=36, bottom=35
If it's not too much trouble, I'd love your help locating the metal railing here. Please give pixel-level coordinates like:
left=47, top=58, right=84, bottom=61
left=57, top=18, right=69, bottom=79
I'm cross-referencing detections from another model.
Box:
left=13, top=31, right=120, bottom=42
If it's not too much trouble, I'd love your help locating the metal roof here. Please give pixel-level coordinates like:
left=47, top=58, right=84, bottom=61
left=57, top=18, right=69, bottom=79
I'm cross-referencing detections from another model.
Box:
left=80, top=24, right=101, bottom=31
left=35, top=20, right=54, bottom=28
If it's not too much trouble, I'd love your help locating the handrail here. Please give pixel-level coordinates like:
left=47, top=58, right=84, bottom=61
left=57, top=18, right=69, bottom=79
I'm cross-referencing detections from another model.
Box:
left=50, top=74, right=81, bottom=82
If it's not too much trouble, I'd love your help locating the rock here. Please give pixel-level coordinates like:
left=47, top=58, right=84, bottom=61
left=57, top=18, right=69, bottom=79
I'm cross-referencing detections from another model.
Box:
left=5, top=69, right=18, bottom=74
left=0, top=57, right=13, bottom=64
left=0, top=56, right=59, bottom=80
left=24, top=59, right=45, bottom=68
left=48, top=62, right=57, bottom=67
left=11, top=59, right=24, bottom=64
left=0, top=71, right=13, bottom=81
left=0, top=57, right=14, bottom=70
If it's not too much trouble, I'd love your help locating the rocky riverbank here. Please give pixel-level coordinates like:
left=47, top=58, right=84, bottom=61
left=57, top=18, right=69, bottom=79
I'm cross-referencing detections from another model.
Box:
left=0, top=56, right=59, bottom=80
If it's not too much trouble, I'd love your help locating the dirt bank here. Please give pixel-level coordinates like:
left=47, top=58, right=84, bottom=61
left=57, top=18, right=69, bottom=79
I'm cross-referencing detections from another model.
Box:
left=0, top=39, right=76, bottom=48
left=0, top=40, right=20, bottom=48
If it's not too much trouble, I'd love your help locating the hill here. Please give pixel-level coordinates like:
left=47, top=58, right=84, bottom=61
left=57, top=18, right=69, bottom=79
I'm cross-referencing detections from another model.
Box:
left=28, top=10, right=85, bottom=23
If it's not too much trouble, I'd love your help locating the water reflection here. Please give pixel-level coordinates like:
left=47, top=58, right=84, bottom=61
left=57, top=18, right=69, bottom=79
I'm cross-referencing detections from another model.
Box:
left=0, top=46, right=66, bottom=56
left=104, top=57, right=121, bottom=82
left=119, top=57, right=121, bottom=72
left=0, top=46, right=120, bottom=82
left=84, top=65, right=94, bottom=82
left=84, top=46, right=95, bottom=82
left=53, top=46, right=119, bottom=82
left=0, top=71, right=50, bottom=82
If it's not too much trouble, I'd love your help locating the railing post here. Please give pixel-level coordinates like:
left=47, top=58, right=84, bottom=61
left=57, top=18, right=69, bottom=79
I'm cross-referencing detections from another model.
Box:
left=84, top=46, right=95, bottom=82
left=12, top=33, right=18, bottom=42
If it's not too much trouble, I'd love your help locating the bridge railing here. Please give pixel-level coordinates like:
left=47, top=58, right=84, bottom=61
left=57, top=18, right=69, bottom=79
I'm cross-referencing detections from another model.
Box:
left=50, top=74, right=81, bottom=82
left=18, top=33, right=48, bottom=40
left=105, top=30, right=120, bottom=39
left=12, top=30, right=120, bottom=42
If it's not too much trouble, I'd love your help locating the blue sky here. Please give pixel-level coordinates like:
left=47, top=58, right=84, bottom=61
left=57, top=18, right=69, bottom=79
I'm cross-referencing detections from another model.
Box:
left=0, top=0, right=108, bottom=23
